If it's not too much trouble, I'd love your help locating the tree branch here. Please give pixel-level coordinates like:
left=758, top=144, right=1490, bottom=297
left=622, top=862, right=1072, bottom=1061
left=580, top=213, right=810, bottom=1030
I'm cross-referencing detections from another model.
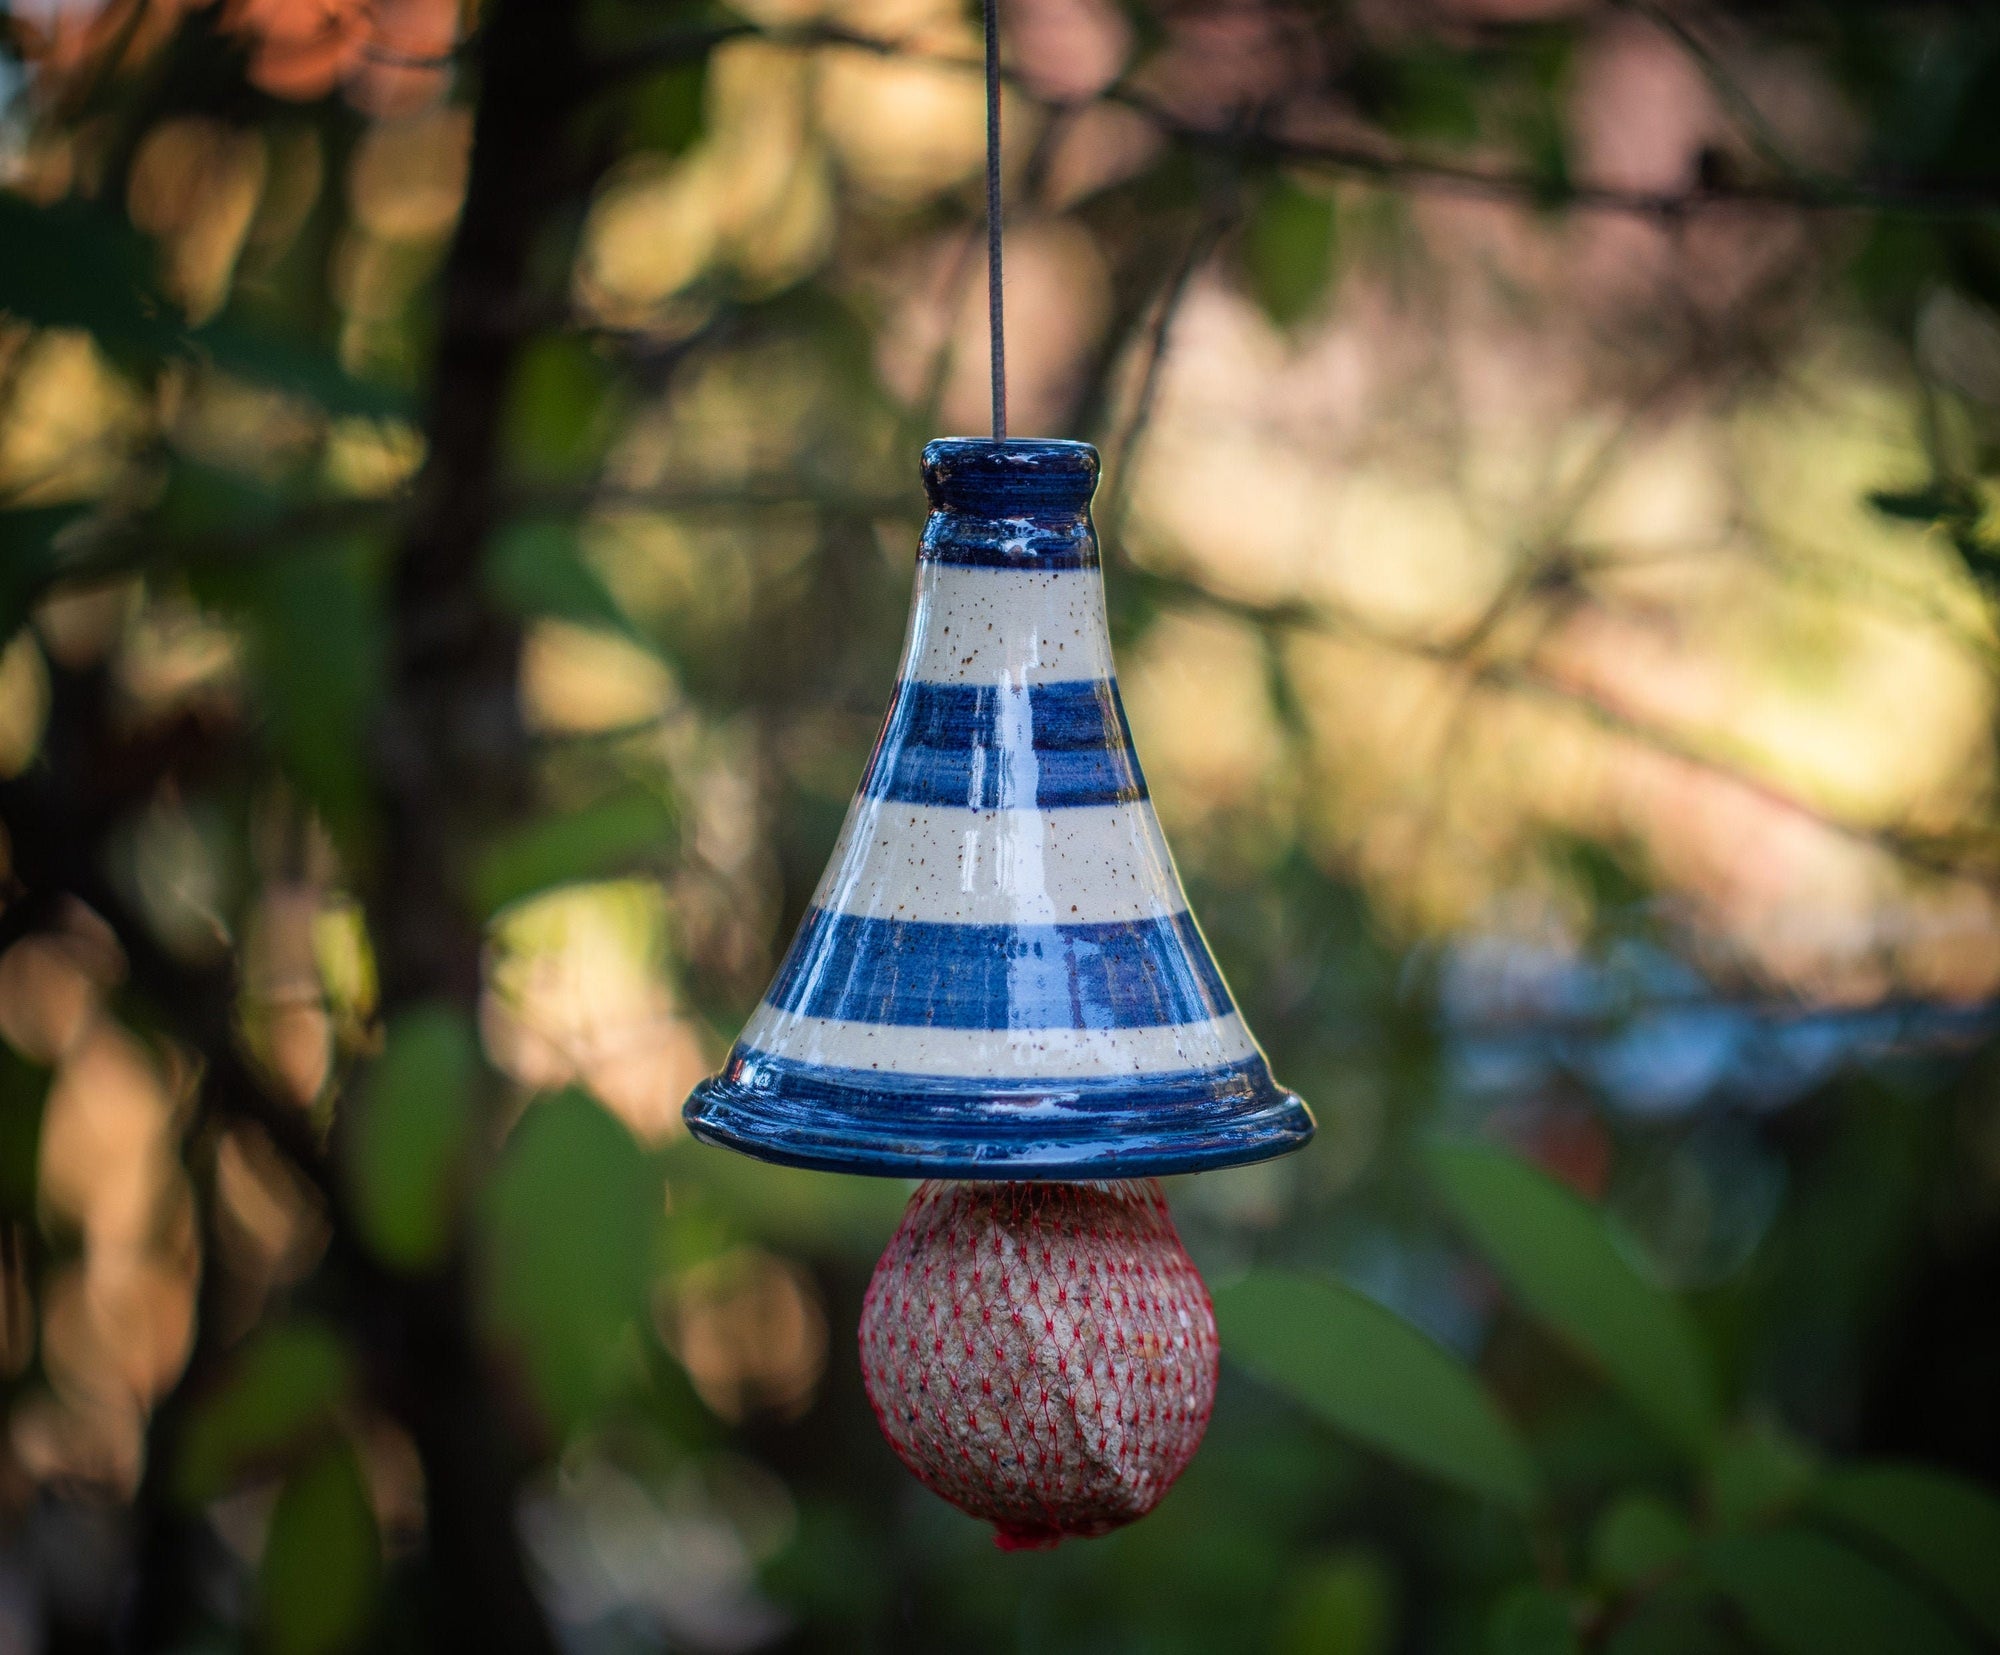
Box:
left=362, top=0, right=610, bottom=1645
left=1099, top=207, right=1233, bottom=544
left=1127, top=564, right=2000, bottom=893
left=597, top=21, right=2000, bottom=221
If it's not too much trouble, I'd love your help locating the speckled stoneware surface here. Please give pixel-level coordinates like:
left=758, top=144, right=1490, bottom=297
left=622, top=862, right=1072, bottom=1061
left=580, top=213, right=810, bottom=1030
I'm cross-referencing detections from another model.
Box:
left=683, top=438, right=1314, bottom=1176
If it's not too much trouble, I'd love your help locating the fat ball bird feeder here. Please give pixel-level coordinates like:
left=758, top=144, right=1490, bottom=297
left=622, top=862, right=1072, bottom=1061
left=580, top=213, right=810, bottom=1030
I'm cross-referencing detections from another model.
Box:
left=682, top=0, right=1313, bottom=1546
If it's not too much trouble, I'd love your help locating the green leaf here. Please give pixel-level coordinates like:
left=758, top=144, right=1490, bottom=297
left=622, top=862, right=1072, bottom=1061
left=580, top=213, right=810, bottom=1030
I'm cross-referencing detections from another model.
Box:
left=1696, top=1528, right=1978, bottom=1655
left=484, top=519, right=639, bottom=640
left=157, top=458, right=290, bottom=543
left=503, top=336, right=622, bottom=480
left=473, top=792, right=674, bottom=916
left=0, top=197, right=408, bottom=422
left=628, top=59, right=708, bottom=154
left=178, top=1320, right=351, bottom=1503
left=0, top=193, right=408, bottom=437
left=191, top=320, right=413, bottom=421
left=1244, top=178, right=1338, bottom=330
left=0, top=505, right=89, bottom=642
left=237, top=536, right=383, bottom=848
left=1708, top=1419, right=1817, bottom=1529
left=1517, top=40, right=1575, bottom=211
left=1379, top=47, right=1481, bottom=146
left=1215, top=1271, right=1540, bottom=1511
left=1810, top=1462, right=2000, bottom=1641
left=478, top=1089, right=658, bottom=1431
left=344, top=1005, right=479, bottom=1270
left=1489, top=1585, right=1580, bottom=1655
left=1590, top=1493, right=1693, bottom=1587
left=0, top=1044, right=50, bottom=1219
left=1865, top=482, right=1977, bottom=525
left=1603, top=1581, right=1737, bottom=1655
left=0, top=192, right=175, bottom=349
left=1426, top=1140, right=1719, bottom=1455
left=259, top=1439, right=381, bottom=1655
left=1274, top=1551, right=1395, bottom=1655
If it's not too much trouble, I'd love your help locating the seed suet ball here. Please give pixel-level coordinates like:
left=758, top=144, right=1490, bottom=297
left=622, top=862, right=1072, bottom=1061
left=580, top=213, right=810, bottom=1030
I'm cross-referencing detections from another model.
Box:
left=858, top=1178, right=1217, bottom=1550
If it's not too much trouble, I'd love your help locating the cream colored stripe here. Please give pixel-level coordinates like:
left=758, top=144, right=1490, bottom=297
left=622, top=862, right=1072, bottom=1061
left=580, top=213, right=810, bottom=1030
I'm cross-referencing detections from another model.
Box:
left=810, top=798, right=1187, bottom=926
left=898, top=564, right=1115, bottom=685
left=734, top=1005, right=1257, bottom=1078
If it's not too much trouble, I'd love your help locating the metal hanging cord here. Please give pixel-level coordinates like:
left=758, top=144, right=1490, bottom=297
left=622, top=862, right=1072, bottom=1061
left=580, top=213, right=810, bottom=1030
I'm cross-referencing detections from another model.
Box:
left=984, top=0, right=1006, bottom=440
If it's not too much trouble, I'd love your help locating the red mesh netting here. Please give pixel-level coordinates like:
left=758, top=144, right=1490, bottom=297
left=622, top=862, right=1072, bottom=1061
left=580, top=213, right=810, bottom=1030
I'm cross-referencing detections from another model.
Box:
left=858, top=1178, right=1218, bottom=1549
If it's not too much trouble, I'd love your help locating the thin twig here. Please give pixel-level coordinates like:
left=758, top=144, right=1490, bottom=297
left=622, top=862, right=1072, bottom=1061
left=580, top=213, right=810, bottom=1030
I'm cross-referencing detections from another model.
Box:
left=1614, top=0, right=1822, bottom=190
left=1100, top=210, right=1231, bottom=548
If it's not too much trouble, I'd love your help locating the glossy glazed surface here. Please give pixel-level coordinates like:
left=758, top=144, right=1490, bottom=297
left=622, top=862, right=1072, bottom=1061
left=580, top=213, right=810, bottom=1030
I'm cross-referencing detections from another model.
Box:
left=684, top=438, right=1313, bottom=1176
left=861, top=679, right=1144, bottom=809
left=764, top=910, right=1234, bottom=1029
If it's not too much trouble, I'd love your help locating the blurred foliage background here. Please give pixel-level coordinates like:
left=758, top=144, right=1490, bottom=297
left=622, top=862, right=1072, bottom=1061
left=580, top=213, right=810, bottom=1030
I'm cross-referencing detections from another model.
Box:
left=1, top=0, right=1999, bottom=1649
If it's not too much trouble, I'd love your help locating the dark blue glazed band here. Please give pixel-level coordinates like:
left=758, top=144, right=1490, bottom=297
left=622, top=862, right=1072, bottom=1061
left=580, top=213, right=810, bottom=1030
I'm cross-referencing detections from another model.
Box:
left=765, top=908, right=1234, bottom=1030
left=919, top=511, right=1097, bottom=569
left=923, top=437, right=1099, bottom=514
left=684, top=1051, right=1316, bottom=1177
left=920, top=439, right=1101, bottom=569
left=859, top=678, right=1146, bottom=808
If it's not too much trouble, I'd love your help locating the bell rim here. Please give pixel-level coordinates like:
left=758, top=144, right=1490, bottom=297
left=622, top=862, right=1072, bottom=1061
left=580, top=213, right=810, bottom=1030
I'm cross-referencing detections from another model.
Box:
left=921, top=435, right=1101, bottom=461
left=681, top=1055, right=1315, bottom=1179
left=921, top=436, right=1101, bottom=518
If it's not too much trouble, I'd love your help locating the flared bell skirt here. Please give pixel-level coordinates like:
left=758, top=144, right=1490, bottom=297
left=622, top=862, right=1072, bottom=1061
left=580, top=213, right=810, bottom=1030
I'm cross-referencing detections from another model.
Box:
left=685, top=1046, right=1313, bottom=1177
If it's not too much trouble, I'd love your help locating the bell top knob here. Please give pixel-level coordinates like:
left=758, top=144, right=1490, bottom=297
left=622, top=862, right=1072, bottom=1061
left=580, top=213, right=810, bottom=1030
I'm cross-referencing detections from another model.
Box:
left=920, top=439, right=1101, bottom=567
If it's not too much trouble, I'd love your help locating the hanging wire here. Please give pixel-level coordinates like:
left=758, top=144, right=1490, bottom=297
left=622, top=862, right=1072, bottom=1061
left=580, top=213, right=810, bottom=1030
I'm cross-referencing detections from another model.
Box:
left=983, top=0, right=1007, bottom=440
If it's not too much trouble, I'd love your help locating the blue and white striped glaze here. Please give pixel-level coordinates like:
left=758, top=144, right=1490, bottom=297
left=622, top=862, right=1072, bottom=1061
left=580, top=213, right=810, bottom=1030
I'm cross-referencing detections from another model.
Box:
left=683, top=438, right=1314, bottom=1177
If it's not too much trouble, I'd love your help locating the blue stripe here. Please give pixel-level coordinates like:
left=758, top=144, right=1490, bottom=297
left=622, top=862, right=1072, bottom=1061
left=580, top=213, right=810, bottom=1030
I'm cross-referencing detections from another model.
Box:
left=685, top=1050, right=1314, bottom=1178
left=922, top=438, right=1100, bottom=517
left=765, top=909, right=1234, bottom=1030
left=920, top=510, right=1098, bottom=569
left=859, top=678, right=1145, bottom=808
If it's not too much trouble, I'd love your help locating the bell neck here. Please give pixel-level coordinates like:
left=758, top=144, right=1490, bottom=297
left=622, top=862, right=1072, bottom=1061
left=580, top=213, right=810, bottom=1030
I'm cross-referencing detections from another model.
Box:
left=904, top=439, right=1113, bottom=687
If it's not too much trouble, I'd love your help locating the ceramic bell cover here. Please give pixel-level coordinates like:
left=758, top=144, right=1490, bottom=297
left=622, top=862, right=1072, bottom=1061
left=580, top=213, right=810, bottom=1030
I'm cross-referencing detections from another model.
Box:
left=684, top=438, right=1313, bottom=1176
